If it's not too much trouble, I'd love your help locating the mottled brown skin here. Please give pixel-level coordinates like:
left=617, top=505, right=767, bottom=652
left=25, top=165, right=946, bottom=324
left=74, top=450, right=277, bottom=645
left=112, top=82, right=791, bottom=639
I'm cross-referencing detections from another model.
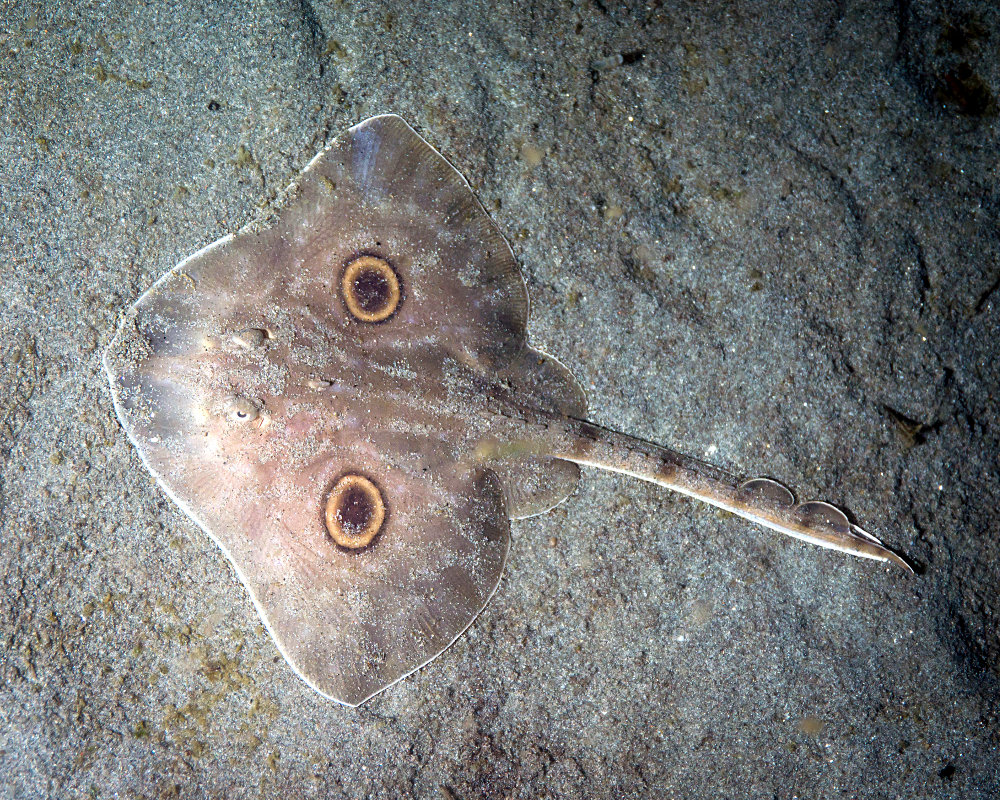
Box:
left=105, top=115, right=910, bottom=708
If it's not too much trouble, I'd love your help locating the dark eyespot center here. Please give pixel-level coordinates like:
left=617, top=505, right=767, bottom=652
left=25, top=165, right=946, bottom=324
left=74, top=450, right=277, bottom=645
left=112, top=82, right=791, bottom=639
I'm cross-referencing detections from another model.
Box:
left=324, top=474, right=386, bottom=549
left=352, top=268, right=391, bottom=313
left=337, top=486, right=374, bottom=533
left=340, top=255, right=401, bottom=323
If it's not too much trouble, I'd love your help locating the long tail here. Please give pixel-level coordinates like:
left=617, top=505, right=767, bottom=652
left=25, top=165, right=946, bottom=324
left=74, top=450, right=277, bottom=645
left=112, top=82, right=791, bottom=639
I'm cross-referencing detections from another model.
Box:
left=546, top=416, right=914, bottom=573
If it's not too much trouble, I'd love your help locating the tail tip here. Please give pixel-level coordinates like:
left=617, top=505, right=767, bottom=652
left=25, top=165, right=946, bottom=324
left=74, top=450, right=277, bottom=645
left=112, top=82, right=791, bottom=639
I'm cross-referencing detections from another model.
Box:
left=885, top=550, right=917, bottom=574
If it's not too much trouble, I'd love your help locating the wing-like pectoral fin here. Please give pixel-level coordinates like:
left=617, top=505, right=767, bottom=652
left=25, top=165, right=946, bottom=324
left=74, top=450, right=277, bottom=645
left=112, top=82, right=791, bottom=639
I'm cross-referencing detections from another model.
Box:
left=228, top=465, right=511, bottom=707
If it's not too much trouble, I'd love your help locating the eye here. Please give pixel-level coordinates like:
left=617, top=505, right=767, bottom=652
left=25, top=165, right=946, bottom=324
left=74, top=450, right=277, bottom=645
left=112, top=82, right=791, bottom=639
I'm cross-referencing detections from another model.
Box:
left=225, top=396, right=260, bottom=423
left=340, top=255, right=402, bottom=323
left=231, top=328, right=270, bottom=349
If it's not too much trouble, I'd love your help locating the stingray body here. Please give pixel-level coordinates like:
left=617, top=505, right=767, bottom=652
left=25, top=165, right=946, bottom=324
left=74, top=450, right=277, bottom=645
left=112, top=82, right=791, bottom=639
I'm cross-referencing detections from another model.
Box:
left=105, top=115, right=910, bottom=706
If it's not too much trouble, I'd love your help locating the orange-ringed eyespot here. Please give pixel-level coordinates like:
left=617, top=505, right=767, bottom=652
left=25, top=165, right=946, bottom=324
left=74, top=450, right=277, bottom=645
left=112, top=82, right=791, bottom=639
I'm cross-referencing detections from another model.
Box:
left=324, top=473, right=386, bottom=549
left=340, top=255, right=401, bottom=323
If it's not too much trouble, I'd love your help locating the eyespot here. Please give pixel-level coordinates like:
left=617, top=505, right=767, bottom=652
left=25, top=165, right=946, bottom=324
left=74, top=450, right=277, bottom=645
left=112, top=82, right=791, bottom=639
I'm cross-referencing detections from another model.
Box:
left=225, top=396, right=259, bottom=423
left=324, top=473, right=386, bottom=549
left=340, top=255, right=401, bottom=323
